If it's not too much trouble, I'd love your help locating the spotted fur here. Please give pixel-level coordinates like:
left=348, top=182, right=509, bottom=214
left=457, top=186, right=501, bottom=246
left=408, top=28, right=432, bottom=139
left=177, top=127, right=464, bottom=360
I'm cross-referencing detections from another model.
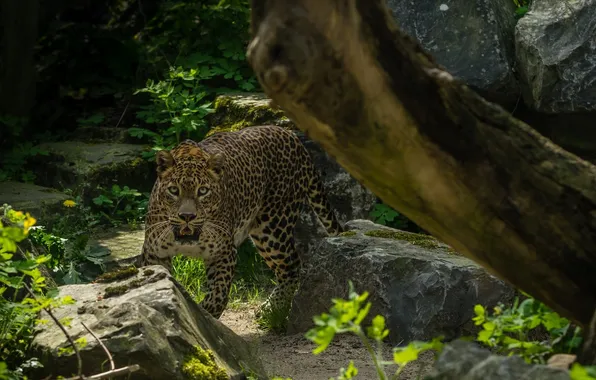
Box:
left=141, top=125, right=343, bottom=318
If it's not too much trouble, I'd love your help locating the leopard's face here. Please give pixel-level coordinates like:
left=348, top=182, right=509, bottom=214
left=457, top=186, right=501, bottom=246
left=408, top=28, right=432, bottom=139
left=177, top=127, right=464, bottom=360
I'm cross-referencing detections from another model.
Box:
left=153, top=146, right=225, bottom=248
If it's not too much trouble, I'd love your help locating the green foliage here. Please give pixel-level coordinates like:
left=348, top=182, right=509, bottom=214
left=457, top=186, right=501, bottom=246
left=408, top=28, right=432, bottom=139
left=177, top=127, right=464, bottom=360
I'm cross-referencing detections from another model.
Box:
left=0, top=143, right=49, bottom=183
left=0, top=207, right=77, bottom=378
left=91, top=184, right=149, bottom=227
left=173, top=240, right=272, bottom=305
left=513, top=0, right=532, bottom=18
left=76, top=113, right=105, bottom=128
left=305, top=281, right=444, bottom=380
left=473, top=296, right=583, bottom=364
left=28, top=198, right=106, bottom=285
left=129, top=0, right=256, bottom=156
left=370, top=203, right=424, bottom=233
left=181, top=345, right=228, bottom=380
left=570, top=363, right=596, bottom=380
left=130, top=67, right=215, bottom=157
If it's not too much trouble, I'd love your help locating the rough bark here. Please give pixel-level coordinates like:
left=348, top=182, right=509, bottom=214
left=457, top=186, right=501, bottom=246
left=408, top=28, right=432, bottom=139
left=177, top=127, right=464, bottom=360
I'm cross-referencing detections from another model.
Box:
left=246, top=0, right=596, bottom=327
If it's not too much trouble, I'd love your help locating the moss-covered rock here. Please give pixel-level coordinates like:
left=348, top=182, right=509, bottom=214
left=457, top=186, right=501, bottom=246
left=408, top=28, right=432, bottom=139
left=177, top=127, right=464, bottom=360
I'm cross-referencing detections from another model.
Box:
left=0, top=181, right=71, bottom=226
left=30, top=141, right=154, bottom=198
left=31, top=265, right=268, bottom=379
left=207, top=92, right=294, bottom=136
left=363, top=229, right=441, bottom=250
left=182, top=346, right=228, bottom=380
left=288, top=219, right=515, bottom=344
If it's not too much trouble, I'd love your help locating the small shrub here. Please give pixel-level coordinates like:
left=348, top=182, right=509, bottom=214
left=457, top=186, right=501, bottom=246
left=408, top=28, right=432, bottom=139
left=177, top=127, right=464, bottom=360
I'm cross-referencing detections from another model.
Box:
left=473, top=295, right=583, bottom=364
left=0, top=206, right=78, bottom=378
left=91, top=184, right=149, bottom=227
left=305, top=281, right=444, bottom=380
left=369, top=203, right=424, bottom=234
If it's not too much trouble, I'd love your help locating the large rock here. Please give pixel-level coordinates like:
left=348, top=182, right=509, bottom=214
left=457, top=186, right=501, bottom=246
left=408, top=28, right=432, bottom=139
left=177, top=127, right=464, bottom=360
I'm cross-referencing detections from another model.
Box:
left=30, top=141, right=154, bottom=196
left=0, top=181, right=70, bottom=225
left=31, top=265, right=267, bottom=379
left=294, top=134, right=377, bottom=256
left=387, top=0, right=519, bottom=105
left=515, top=0, right=596, bottom=113
left=426, top=340, right=570, bottom=379
left=207, top=92, right=294, bottom=135
left=288, top=220, right=515, bottom=344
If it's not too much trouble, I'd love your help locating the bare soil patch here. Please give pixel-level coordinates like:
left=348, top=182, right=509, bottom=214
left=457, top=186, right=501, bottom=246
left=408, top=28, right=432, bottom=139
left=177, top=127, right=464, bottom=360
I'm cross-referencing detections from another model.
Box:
left=220, top=305, right=436, bottom=380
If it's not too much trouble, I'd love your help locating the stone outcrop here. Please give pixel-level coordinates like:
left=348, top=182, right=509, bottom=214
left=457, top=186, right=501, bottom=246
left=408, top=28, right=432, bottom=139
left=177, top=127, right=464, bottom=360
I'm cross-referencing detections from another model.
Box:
left=515, top=0, right=596, bottom=113
left=426, top=340, right=570, bottom=379
left=288, top=220, right=515, bottom=344
left=0, top=181, right=70, bottom=226
left=387, top=0, right=519, bottom=105
left=31, top=265, right=268, bottom=380
left=31, top=141, right=154, bottom=196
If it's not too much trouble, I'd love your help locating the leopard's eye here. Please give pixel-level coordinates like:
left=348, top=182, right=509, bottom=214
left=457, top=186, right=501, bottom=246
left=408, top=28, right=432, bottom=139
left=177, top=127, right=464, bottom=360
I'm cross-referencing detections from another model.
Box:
left=167, top=186, right=179, bottom=196
left=197, top=186, right=210, bottom=196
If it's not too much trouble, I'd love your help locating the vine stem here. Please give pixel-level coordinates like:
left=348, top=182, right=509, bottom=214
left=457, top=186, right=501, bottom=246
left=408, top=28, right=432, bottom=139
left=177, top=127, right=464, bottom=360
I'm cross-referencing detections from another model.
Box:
left=354, top=327, right=388, bottom=380
left=23, top=284, right=84, bottom=378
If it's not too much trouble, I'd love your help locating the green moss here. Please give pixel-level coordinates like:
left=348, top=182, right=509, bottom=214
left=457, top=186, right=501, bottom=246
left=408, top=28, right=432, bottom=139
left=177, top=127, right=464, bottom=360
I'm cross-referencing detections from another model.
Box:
left=181, top=346, right=228, bottom=380
left=95, top=266, right=138, bottom=283
left=143, top=269, right=155, bottom=276
left=208, top=94, right=294, bottom=137
left=364, top=229, right=440, bottom=249
left=338, top=231, right=357, bottom=237
left=104, top=285, right=128, bottom=298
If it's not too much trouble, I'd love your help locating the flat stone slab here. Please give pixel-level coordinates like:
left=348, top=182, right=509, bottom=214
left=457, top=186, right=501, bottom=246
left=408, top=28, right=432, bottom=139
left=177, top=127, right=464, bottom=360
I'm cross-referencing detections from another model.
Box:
left=31, top=141, right=154, bottom=194
left=0, top=181, right=70, bottom=219
left=88, top=227, right=145, bottom=270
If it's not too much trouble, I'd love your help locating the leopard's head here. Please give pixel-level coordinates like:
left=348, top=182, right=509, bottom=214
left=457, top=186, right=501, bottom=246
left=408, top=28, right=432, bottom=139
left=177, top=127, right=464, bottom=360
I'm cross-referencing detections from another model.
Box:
left=153, top=143, right=226, bottom=247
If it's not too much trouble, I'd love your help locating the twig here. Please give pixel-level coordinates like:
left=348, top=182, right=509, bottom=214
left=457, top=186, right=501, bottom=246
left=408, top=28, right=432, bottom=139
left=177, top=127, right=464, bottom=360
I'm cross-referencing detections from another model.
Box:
left=23, top=284, right=84, bottom=378
left=64, top=365, right=140, bottom=380
left=114, top=101, right=130, bottom=128
left=81, top=322, right=115, bottom=371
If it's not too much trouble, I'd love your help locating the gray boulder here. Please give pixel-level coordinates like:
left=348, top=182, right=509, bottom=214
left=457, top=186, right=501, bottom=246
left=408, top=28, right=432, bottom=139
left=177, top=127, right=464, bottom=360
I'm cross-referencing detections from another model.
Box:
left=426, top=340, right=570, bottom=379
left=294, top=133, right=377, bottom=256
left=288, top=220, right=515, bottom=344
left=515, top=0, right=596, bottom=113
left=31, top=265, right=267, bottom=380
left=387, top=0, right=519, bottom=105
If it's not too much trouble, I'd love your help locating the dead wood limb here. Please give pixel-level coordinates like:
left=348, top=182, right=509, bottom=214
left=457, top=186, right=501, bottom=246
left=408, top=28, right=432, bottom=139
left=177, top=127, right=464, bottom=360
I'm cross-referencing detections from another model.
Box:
left=247, top=0, right=596, bottom=326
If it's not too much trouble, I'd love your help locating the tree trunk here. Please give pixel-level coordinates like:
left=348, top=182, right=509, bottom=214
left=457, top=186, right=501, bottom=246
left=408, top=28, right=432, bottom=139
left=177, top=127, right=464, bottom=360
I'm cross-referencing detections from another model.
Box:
left=0, top=0, right=39, bottom=119
left=246, top=0, right=596, bottom=328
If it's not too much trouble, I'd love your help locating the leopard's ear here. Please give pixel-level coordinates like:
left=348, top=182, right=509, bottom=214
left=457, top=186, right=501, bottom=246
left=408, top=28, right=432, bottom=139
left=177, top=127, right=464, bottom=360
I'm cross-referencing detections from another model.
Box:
left=207, top=152, right=224, bottom=180
left=156, top=150, right=175, bottom=178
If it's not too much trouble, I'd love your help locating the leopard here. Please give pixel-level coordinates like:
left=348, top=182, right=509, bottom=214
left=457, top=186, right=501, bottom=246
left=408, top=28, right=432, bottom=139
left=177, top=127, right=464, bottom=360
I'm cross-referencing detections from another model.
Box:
left=141, top=125, right=343, bottom=319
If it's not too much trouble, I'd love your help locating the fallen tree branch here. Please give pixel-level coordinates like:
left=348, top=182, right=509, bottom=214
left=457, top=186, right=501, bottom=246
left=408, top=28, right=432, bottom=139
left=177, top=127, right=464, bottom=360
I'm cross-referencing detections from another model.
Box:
left=24, top=284, right=84, bottom=378
left=246, top=0, right=596, bottom=326
left=81, top=322, right=115, bottom=371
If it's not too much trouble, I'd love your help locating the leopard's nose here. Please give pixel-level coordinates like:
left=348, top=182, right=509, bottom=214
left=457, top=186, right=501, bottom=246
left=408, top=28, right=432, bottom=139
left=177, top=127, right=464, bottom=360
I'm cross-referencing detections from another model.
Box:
left=178, top=212, right=197, bottom=222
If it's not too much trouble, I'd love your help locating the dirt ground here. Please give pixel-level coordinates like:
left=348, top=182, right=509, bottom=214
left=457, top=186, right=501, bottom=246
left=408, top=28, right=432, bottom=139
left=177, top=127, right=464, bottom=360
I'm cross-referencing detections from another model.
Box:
left=220, top=306, right=436, bottom=380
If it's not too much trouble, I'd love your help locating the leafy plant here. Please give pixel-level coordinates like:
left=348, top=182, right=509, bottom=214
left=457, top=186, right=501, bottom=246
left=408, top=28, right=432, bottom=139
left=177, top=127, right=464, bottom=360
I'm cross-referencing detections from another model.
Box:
left=513, top=0, right=532, bottom=18
left=370, top=203, right=424, bottom=233
left=0, top=143, right=49, bottom=182
left=76, top=113, right=105, bottom=128
left=131, top=67, right=215, bottom=155
left=129, top=0, right=257, bottom=156
left=305, top=281, right=444, bottom=380
left=91, top=184, right=149, bottom=227
left=28, top=199, right=106, bottom=285
left=0, top=206, right=78, bottom=378
left=473, top=295, right=583, bottom=364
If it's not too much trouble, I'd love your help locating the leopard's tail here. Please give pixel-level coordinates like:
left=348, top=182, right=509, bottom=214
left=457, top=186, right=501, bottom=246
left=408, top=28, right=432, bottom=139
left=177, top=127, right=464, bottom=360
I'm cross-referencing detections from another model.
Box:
left=304, top=160, right=344, bottom=236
